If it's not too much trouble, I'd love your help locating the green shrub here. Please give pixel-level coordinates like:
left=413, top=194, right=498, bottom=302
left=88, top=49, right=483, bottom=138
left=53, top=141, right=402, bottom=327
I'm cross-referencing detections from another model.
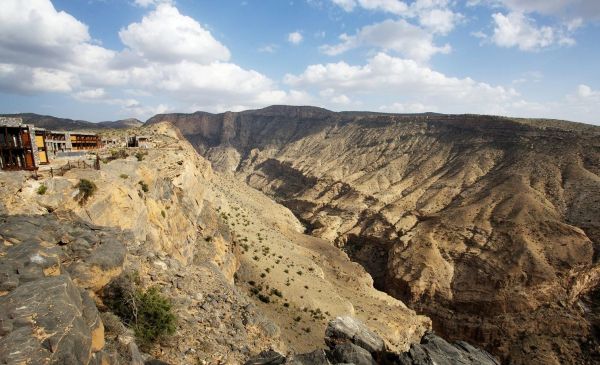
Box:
left=103, top=275, right=176, bottom=348
left=109, top=149, right=128, bottom=161
left=76, top=179, right=96, bottom=204
left=120, top=174, right=129, bottom=179
left=258, top=294, right=270, bottom=303
left=138, top=181, right=149, bottom=193
left=37, top=184, right=47, bottom=195
left=135, top=151, right=147, bottom=161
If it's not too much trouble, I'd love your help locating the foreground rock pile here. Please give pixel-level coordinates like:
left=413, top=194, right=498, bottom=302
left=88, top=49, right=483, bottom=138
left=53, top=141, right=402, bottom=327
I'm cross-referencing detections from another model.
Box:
left=245, top=316, right=499, bottom=365
left=0, top=213, right=127, bottom=364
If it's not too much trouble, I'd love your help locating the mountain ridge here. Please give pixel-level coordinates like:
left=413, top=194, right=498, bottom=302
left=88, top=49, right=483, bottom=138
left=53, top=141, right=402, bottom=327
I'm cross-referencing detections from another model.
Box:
left=0, top=113, right=143, bottom=130
left=147, top=106, right=600, bottom=364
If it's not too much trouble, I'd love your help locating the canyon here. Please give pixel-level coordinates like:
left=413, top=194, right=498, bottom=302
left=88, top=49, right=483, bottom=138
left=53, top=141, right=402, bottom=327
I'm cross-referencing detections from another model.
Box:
left=0, top=106, right=598, bottom=364
left=148, top=105, right=600, bottom=364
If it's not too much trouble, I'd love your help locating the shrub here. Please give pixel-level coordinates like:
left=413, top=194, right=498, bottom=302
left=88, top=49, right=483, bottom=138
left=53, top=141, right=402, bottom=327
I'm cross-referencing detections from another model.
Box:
left=120, top=174, right=129, bottom=179
left=135, top=151, right=147, bottom=161
left=138, top=181, right=149, bottom=193
left=103, top=275, right=176, bottom=348
left=258, top=294, right=270, bottom=303
left=270, top=288, right=283, bottom=298
left=76, top=179, right=96, bottom=204
left=37, top=184, right=47, bottom=195
left=109, top=149, right=128, bottom=161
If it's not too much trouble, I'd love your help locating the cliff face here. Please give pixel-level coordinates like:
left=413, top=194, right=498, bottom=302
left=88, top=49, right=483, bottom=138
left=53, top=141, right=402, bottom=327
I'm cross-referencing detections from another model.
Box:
left=0, top=120, right=434, bottom=363
left=148, top=106, right=600, bottom=364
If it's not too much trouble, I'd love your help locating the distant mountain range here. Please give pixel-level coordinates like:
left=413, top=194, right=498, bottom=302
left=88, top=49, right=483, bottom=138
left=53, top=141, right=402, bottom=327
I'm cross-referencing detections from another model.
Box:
left=0, top=113, right=143, bottom=130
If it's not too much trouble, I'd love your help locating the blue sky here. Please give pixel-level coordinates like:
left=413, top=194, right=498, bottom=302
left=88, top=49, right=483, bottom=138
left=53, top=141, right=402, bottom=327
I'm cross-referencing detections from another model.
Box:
left=1, top=0, right=599, bottom=124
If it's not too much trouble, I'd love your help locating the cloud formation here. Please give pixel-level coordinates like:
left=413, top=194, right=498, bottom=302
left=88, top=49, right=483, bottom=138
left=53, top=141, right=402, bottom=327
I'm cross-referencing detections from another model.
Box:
left=490, top=12, right=575, bottom=51
left=0, top=0, right=304, bottom=118
left=320, top=19, right=450, bottom=62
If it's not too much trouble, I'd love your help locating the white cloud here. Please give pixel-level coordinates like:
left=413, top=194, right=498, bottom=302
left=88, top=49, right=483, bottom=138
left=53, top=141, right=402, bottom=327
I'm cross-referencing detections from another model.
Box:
left=0, top=63, right=78, bottom=93
left=133, top=0, right=173, bottom=7
left=288, top=31, right=304, bottom=45
left=258, top=44, right=278, bottom=53
left=285, top=52, right=518, bottom=114
left=379, top=102, right=436, bottom=113
left=491, top=12, right=575, bottom=51
left=119, top=4, right=230, bottom=64
left=74, top=88, right=108, bottom=100
left=576, top=84, right=598, bottom=98
left=0, top=0, right=300, bottom=119
left=0, top=0, right=90, bottom=68
left=494, top=0, right=600, bottom=20
left=320, top=88, right=351, bottom=105
left=329, top=0, right=462, bottom=34
left=331, top=0, right=356, bottom=11
left=320, top=19, right=450, bottom=62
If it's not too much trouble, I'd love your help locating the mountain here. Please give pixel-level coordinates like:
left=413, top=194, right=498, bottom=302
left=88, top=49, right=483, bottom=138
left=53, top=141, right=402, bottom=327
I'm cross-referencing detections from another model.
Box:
left=3, top=122, right=479, bottom=364
left=97, top=118, right=143, bottom=129
left=147, top=105, right=600, bottom=364
left=0, top=113, right=142, bottom=130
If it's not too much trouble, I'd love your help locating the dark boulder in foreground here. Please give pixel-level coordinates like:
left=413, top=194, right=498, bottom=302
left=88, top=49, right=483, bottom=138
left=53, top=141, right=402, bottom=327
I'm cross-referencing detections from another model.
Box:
left=245, top=317, right=499, bottom=365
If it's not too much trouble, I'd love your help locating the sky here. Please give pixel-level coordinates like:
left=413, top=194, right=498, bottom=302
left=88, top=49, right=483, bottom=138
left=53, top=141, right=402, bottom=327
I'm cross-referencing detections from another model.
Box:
left=0, top=0, right=599, bottom=124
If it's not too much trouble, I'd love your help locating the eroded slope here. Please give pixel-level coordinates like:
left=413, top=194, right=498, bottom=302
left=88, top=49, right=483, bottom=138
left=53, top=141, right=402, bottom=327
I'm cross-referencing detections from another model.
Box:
left=148, top=106, right=600, bottom=364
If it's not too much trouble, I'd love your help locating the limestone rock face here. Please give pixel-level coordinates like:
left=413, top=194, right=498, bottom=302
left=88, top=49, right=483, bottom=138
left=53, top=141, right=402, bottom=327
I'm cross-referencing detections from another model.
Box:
left=153, top=107, right=600, bottom=363
left=397, top=332, right=500, bottom=365
left=325, top=316, right=385, bottom=355
left=0, top=214, right=127, bottom=365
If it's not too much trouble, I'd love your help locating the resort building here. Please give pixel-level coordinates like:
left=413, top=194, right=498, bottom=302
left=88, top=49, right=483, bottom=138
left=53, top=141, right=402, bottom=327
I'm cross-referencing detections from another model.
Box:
left=0, top=117, right=40, bottom=170
left=1, top=118, right=102, bottom=170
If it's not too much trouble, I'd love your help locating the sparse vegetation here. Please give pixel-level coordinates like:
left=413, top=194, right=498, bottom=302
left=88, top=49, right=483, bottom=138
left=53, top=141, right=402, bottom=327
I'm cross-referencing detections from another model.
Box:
left=135, top=151, right=147, bottom=161
left=103, top=274, right=176, bottom=348
left=37, top=184, right=47, bottom=195
left=120, top=174, right=129, bottom=179
left=76, top=179, right=96, bottom=204
left=138, top=181, right=149, bottom=193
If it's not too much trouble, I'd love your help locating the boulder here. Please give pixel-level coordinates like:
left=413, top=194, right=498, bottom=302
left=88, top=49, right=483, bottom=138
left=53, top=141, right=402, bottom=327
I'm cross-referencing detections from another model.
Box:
left=285, top=349, right=331, bottom=365
left=396, top=332, right=500, bottom=365
left=330, top=343, right=377, bottom=365
left=245, top=350, right=286, bottom=365
left=0, top=275, right=97, bottom=364
left=325, top=316, right=385, bottom=354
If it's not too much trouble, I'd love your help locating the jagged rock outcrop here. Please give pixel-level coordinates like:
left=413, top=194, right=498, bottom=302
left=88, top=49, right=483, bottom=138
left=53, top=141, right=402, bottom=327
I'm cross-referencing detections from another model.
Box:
left=148, top=106, right=600, bottom=364
left=0, top=213, right=127, bottom=364
left=245, top=316, right=499, bottom=365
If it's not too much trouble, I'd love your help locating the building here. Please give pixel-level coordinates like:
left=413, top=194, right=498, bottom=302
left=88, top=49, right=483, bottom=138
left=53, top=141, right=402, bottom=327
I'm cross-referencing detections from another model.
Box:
left=34, top=129, right=49, bottom=165
left=44, top=130, right=70, bottom=157
left=1, top=119, right=102, bottom=170
left=127, top=135, right=151, bottom=148
left=102, top=137, right=125, bottom=148
left=0, top=117, right=40, bottom=170
left=70, top=132, right=101, bottom=150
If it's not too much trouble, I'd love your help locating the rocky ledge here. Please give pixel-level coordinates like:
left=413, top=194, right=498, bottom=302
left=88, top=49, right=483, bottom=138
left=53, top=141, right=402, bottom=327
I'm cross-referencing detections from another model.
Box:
left=245, top=316, right=499, bottom=365
left=0, top=214, right=127, bottom=364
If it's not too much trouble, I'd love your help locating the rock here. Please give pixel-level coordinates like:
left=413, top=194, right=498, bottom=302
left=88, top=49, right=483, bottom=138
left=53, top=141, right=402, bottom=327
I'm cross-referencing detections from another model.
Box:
left=244, top=350, right=286, bottom=365
left=0, top=275, right=99, bottom=364
left=330, top=343, right=377, bottom=365
left=396, top=332, right=500, bottom=365
left=145, top=359, right=172, bottom=365
left=285, top=349, right=331, bottom=365
left=325, top=316, right=385, bottom=354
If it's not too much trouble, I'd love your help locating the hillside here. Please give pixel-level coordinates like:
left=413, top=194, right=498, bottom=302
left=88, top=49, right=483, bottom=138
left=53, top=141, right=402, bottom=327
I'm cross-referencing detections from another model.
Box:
left=0, top=113, right=142, bottom=130
left=2, top=121, right=484, bottom=364
left=147, top=105, right=600, bottom=364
